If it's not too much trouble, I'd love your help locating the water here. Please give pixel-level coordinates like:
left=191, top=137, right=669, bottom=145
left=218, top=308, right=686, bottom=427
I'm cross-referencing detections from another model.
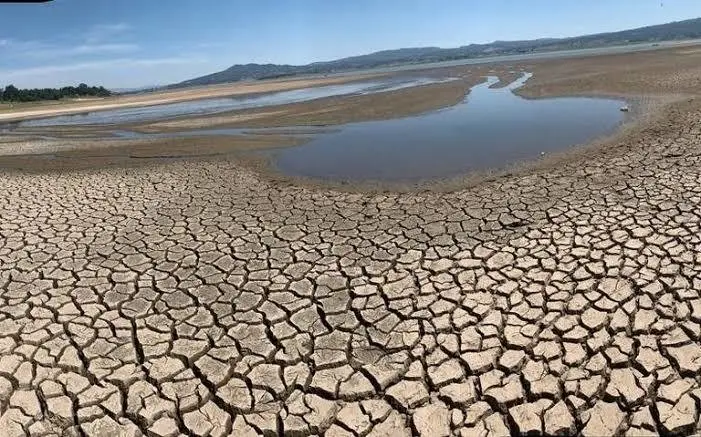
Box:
left=17, top=77, right=454, bottom=128
left=274, top=73, right=626, bottom=182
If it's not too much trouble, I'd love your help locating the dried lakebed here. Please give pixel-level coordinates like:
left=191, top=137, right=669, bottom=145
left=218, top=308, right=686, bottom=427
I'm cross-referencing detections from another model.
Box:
left=6, top=47, right=701, bottom=437
left=0, top=94, right=700, bottom=436
left=5, top=61, right=701, bottom=436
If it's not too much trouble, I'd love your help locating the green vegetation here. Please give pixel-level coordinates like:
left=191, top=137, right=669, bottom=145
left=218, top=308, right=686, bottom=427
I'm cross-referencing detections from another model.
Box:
left=0, top=83, right=111, bottom=103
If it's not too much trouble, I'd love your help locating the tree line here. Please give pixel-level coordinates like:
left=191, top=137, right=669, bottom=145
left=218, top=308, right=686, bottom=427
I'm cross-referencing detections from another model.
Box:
left=0, top=83, right=112, bottom=103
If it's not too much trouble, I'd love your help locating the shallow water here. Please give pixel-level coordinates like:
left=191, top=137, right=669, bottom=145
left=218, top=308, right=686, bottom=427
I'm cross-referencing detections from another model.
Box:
left=17, top=77, right=454, bottom=127
left=273, top=73, right=626, bottom=182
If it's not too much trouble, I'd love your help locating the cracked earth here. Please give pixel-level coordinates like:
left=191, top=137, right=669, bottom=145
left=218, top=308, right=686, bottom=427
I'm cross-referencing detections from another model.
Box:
left=3, top=61, right=701, bottom=435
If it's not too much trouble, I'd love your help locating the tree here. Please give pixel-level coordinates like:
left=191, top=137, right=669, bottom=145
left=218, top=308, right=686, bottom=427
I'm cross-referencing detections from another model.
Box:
left=2, top=84, right=19, bottom=101
left=0, top=83, right=112, bottom=102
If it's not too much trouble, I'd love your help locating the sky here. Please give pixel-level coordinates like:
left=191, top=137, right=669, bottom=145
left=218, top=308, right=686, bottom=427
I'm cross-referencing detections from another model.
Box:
left=1, top=0, right=700, bottom=89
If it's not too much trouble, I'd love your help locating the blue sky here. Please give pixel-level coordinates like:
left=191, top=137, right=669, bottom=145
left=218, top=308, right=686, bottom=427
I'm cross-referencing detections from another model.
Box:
left=1, top=0, right=700, bottom=89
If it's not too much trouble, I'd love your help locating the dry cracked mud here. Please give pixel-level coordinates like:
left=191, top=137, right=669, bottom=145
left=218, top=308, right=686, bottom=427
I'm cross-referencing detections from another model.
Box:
left=3, top=52, right=701, bottom=436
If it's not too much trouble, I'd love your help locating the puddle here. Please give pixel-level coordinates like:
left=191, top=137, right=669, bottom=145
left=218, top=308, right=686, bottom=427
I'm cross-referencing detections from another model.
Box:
left=16, top=77, right=455, bottom=128
left=272, top=73, right=627, bottom=182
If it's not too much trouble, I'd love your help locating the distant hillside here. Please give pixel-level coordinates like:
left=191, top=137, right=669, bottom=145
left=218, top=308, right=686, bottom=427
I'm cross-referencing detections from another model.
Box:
left=175, top=17, right=701, bottom=87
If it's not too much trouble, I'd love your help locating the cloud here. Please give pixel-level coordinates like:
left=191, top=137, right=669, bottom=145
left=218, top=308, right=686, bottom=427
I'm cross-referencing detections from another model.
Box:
left=0, top=23, right=219, bottom=88
left=195, top=42, right=228, bottom=49
left=85, top=23, right=132, bottom=43
left=23, top=43, right=140, bottom=59
left=93, top=23, right=131, bottom=33
left=0, top=57, right=206, bottom=77
left=0, top=22, right=138, bottom=61
left=72, top=43, right=139, bottom=55
left=0, top=40, right=139, bottom=60
left=0, top=56, right=214, bottom=88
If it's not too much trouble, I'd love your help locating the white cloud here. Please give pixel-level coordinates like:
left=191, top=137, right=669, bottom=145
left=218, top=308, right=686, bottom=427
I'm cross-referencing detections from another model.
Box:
left=93, top=23, right=131, bottom=32
left=0, top=57, right=206, bottom=76
left=0, top=41, right=140, bottom=61
left=72, top=43, right=139, bottom=55
left=196, top=42, right=228, bottom=49
left=0, top=57, right=214, bottom=88
left=24, top=43, right=140, bottom=59
left=85, top=23, right=132, bottom=43
left=0, top=22, right=222, bottom=88
left=0, top=22, right=138, bottom=61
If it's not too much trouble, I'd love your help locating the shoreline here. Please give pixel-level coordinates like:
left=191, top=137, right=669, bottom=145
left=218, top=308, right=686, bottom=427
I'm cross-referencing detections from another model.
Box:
left=221, top=92, right=673, bottom=194
left=0, top=81, right=673, bottom=194
left=0, top=74, right=671, bottom=195
left=1, top=45, right=700, bottom=195
left=0, top=91, right=669, bottom=195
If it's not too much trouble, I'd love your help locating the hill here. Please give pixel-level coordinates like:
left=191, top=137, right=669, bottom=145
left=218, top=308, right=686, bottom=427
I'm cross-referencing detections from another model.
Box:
left=175, top=17, right=701, bottom=87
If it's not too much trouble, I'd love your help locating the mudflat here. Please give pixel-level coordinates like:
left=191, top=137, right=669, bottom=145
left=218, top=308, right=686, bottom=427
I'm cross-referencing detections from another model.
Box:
left=2, top=46, right=701, bottom=436
left=0, top=72, right=386, bottom=123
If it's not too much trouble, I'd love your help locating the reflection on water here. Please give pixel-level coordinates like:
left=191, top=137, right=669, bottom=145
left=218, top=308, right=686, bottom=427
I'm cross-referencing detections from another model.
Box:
left=273, top=73, right=626, bottom=182
left=18, top=77, right=455, bottom=127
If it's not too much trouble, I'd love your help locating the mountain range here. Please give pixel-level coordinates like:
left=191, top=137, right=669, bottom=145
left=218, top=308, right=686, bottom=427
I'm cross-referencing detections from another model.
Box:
left=174, top=17, right=701, bottom=88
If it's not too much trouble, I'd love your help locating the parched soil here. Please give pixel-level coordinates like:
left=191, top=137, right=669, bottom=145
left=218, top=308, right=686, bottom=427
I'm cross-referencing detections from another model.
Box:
left=2, top=47, right=701, bottom=436
left=520, top=45, right=701, bottom=97
left=0, top=134, right=307, bottom=172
